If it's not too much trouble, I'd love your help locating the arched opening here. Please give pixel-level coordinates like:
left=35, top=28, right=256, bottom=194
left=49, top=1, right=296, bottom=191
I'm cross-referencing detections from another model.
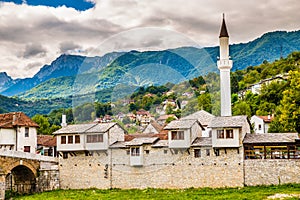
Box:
left=6, top=165, right=36, bottom=194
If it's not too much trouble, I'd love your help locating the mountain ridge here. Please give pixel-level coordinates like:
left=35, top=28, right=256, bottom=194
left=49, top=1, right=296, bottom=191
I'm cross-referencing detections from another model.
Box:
left=2, top=30, right=300, bottom=99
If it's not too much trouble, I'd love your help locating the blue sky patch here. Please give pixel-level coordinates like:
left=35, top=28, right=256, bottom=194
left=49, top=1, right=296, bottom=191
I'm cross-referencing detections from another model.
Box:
left=0, top=0, right=95, bottom=11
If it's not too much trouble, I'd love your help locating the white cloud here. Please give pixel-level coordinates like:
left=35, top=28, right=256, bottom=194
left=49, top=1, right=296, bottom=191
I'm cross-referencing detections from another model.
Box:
left=0, top=0, right=300, bottom=78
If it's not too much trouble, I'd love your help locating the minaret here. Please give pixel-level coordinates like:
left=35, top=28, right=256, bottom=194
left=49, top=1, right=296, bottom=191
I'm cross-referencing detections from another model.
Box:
left=217, top=14, right=232, bottom=116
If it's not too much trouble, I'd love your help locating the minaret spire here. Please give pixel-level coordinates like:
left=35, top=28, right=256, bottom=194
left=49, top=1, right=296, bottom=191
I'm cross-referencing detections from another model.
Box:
left=217, top=14, right=232, bottom=116
left=219, top=13, right=229, bottom=38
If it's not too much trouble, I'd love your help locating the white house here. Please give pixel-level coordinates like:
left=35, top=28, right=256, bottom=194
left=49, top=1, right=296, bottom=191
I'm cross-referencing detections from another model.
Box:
left=54, top=122, right=126, bottom=158
left=125, top=137, right=159, bottom=166
left=209, top=115, right=251, bottom=148
left=136, top=109, right=153, bottom=126
left=164, top=119, right=204, bottom=149
left=0, top=112, right=38, bottom=154
left=251, top=115, right=274, bottom=134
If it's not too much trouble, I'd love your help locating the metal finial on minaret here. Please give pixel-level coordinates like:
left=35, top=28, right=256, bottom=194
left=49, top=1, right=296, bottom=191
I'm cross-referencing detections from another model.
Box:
left=217, top=14, right=232, bottom=116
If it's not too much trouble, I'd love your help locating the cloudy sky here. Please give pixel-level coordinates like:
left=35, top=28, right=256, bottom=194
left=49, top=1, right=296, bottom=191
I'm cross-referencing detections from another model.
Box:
left=0, top=0, right=300, bottom=79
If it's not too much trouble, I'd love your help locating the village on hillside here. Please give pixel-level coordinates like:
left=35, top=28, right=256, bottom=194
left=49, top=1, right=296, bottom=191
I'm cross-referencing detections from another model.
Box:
left=0, top=16, right=300, bottom=199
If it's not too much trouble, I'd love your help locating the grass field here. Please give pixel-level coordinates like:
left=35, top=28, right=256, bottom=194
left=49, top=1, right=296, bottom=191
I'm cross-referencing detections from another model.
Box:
left=8, top=184, right=300, bottom=200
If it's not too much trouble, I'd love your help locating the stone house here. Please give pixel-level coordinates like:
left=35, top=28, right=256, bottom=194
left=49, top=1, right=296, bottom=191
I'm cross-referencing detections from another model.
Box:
left=37, top=135, right=57, bottom=157
left=142, top=120, right=163, bottom=134
left=164, top=119, right=204, bottom=149
left=251, top=115, right=274, bottom=134
left=181, top=110, right=215, bottom=137
left=209, top=115, right=250, bottom=148
left=0, top=112, right=38, bottom=154
left=54, top=122, right=126, bottom=158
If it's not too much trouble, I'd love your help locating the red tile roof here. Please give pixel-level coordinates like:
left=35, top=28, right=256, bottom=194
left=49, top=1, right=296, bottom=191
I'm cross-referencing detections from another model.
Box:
left=258, top=116, right=274, bottom=123
left=37, top=135, right=57, bottom=147
left=124, top=130, right=168, bottom=141
left=136, top=109, right=150, bottom=116
left=0, top=112, right=39, bottom=128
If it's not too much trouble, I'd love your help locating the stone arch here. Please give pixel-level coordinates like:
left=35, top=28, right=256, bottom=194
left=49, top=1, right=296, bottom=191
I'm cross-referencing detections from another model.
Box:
left=6, top=165, right=37, bottom=194
left=7, top=160, right=38, bottom=177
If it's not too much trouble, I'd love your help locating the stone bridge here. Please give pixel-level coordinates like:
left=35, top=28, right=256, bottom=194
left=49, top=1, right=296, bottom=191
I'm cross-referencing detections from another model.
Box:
left=0, top=150, right=59, bottom=199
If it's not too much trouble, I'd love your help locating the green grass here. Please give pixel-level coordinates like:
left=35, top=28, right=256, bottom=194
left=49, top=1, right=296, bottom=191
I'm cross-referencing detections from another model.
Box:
left=9, top=184, right=300, bottom=200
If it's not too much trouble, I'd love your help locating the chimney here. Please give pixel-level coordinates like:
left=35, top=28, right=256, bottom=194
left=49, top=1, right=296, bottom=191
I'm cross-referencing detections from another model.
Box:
left=61, top=114, right=67, bottom=127
left=267, top=114, right=271, bottom=120
left=12, top=113, right=16, bottom=125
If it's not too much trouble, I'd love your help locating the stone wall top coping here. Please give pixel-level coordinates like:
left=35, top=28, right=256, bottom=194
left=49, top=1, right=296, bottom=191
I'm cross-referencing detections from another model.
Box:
left=0, top=149, right=58, bottom=163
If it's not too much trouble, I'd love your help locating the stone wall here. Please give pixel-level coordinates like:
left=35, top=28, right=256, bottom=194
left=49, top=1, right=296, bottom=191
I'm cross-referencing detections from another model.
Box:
left=37, top=162, right=60, bottom=192
left=244, top=159, right=300, bottom=186
left=59, top=146, right=244, bottom=189
left=0, top=171, right=5, bottom=200
left=59, top=151, right=111, bottom=189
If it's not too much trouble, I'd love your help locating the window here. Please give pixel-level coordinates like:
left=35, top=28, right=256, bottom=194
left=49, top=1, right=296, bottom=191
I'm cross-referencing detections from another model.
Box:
left=126, top=150, right=130, bottom=155
left=164, top=149, right=168, bottom=154
left=258, top=124, right=262, bottom=130
left=214, top=149, right=220, bottom=156
left=145, top=150, right=150, bottom=154
left=24, top=146, right=30, bottom=153
left=226, top=129, right=234, bottom=139
left=171, top=131, right=184, bottom=140
left=61, top=136, right=66, bottom=144
left=206, top=149, right=210, bottom=156
left=48, top=147, right=53, bottom=156
left=87, top=134, right=103, bottom=143
left=75, top=135, right=80, bottom=144
left=217, top=130, right=224, bottom=139
left=194, top=149, right=201, bottom=158
left=63, top=152, right=68, bottom=159
left=68, top=136, right=73, bottom=144
left=131, top=147, right=140, bottom=156
left=25, top=127, right=29, bottom=137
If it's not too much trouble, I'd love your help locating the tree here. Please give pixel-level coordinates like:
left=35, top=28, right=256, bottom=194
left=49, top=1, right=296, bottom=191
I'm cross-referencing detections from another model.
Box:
left=129, top=103, right=138, bottom=112
left=276, top=70, right=300, bottom=132
left=32, top=114, right=51, bottom=135
left=232, top=101, right=251, bottom=118
left=197, top=93, right=212, bottom=113
left=165, top=116, right=176, bottom=124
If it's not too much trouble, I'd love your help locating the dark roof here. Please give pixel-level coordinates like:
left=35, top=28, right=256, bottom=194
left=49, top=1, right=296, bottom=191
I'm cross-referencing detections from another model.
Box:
left=37, top=135, right=56, bottom=147
left=164, top=119, right=204, bottom=130
left=125, top=137, right=159, bottom=146
left=53, top=123, right=96, bottom=134
left=152, top=140, right=168, bottom=148
left=0, top=112, right=39, bottom=128
left=219, top=14, right=229, bottom=38
left=191, top=137, right=212, bottom=147
left=209, top=116, right=248, bottom=128
left=243, top=133, right=299, bottom=144
left=181, top=110, right=214, bottom=126
left=53, top=122, right=123, bottom=135
left=143, top=120, right=163, bottom=133
left=110, top=141, right=126, bottom=148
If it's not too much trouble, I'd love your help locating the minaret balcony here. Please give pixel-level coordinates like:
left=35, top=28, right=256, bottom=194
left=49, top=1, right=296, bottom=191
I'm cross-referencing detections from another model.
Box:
left=217, top=59, right=232, bottom=70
